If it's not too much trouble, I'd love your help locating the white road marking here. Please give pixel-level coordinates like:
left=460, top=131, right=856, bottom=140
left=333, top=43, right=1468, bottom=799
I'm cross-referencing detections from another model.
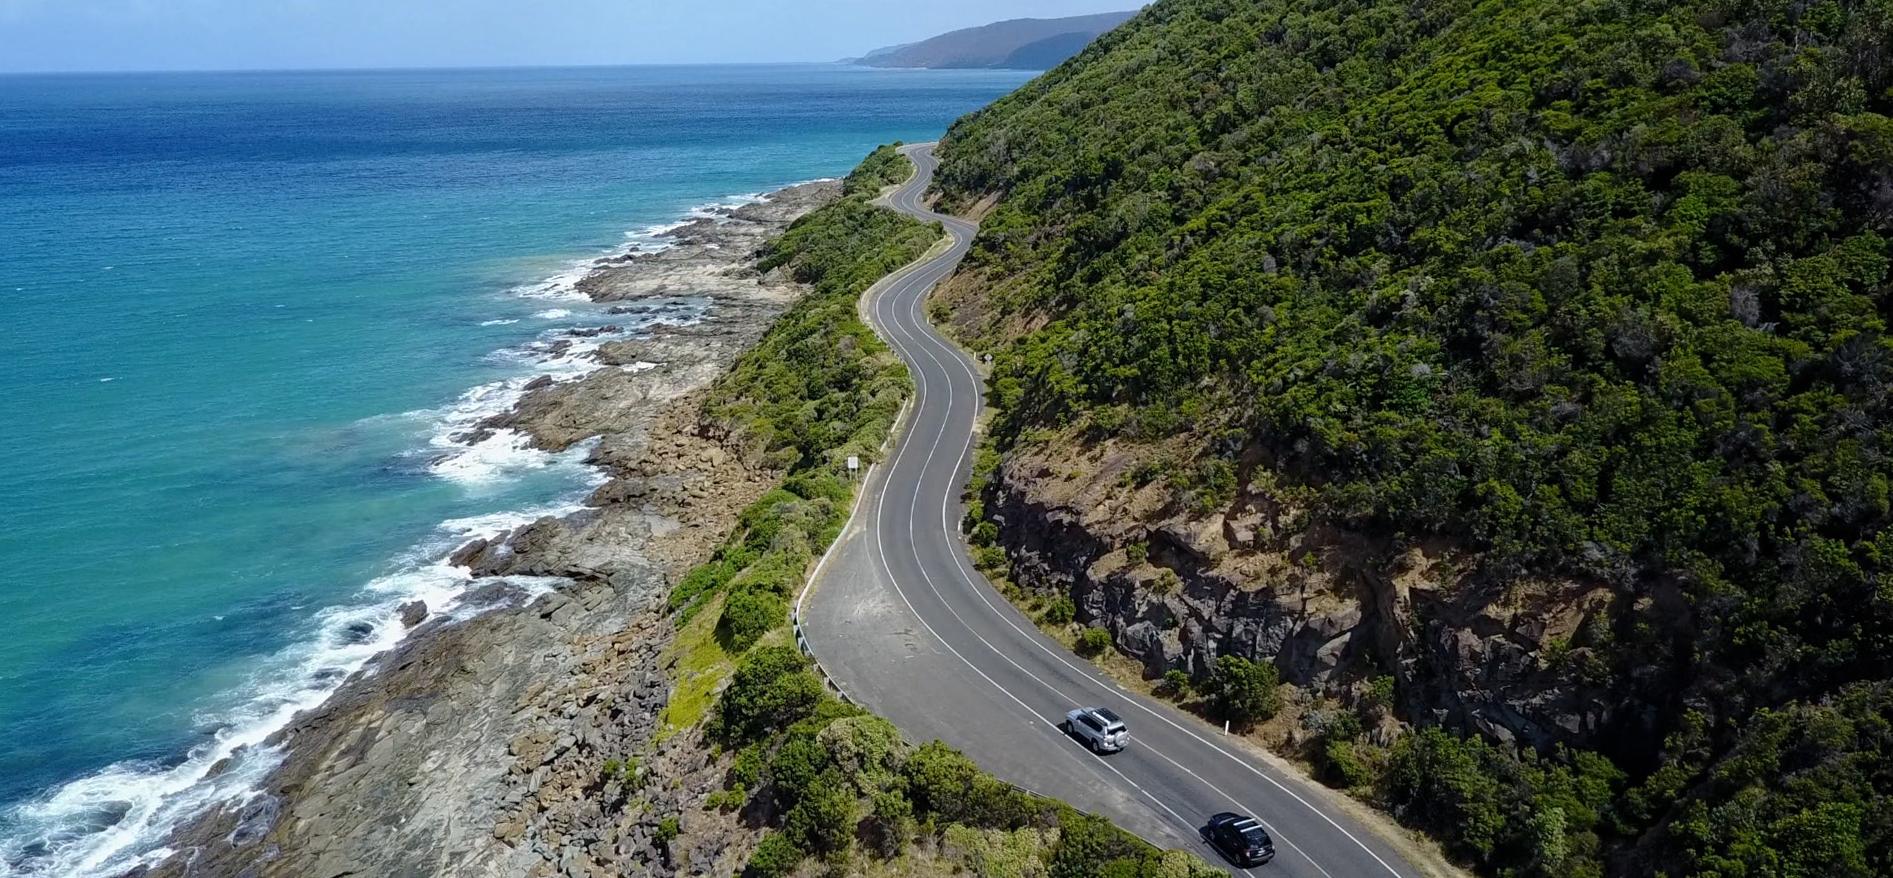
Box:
left=887, top=144, right=1408, bottom=878
left=817, top=144, right=1414, bottom=878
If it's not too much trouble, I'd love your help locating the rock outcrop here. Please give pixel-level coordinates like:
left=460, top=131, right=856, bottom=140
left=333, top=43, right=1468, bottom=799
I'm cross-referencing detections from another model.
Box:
left=983, top=436, right=1657, bottom=754
left=136, top=182, right=841, bottom=878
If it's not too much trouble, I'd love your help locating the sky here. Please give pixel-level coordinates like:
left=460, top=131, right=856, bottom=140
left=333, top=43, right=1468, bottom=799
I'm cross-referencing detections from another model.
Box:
left=0, top=0, right=1140, bottom=73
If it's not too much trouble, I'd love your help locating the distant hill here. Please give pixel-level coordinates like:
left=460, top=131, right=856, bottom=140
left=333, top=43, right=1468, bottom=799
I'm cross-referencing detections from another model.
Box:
left=848, top=12, right=1136, bottom=70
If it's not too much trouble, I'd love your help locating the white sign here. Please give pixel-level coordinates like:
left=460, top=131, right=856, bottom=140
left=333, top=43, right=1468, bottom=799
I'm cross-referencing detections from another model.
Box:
left=846, top=455, right=860, bottom=472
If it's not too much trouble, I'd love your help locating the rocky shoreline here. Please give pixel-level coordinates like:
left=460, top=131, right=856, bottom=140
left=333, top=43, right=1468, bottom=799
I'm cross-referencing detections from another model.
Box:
left=134, top=181, right=843, bottom=878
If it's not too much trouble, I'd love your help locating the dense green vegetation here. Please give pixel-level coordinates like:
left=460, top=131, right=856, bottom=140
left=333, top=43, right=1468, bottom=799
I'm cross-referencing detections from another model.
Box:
left=932, top=0, right=1893, bottom=874
left=1203, top=656, right=1284, bottom=727
left=714, top=646, right=1223, bottom=877
left=669, top=146, right=1215, bottom=875
left=841, top=142, right=912, bottom=197
left=701, top=181, right=937, bottom=473
left=673, top=147, right=939, bottom=640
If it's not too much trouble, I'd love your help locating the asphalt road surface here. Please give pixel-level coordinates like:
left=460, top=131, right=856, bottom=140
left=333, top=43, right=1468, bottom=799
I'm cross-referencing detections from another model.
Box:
left=799, top=143, right=1425, bottom=878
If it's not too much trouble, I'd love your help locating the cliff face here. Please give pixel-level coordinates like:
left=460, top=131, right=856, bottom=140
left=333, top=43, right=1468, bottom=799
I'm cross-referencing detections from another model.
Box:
left=983, top=434, right=1645, bottom=754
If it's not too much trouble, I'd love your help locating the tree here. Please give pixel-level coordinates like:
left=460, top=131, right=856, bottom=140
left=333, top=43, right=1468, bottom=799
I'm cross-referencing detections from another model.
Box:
left=1383, top=728, right=1512, bottom=862
left=719, top=587, right=787, bottom=651
left=863, top=791, right=915, bottom=859
left=903, top=741, right=985, bottom=823
left=744, top=832, right=803, bottom=878
left=717, top=645, right=824, bottom=744
left=1204, top=656, right=1282, bottom=726
left=784, top=772, right=856, bottom=856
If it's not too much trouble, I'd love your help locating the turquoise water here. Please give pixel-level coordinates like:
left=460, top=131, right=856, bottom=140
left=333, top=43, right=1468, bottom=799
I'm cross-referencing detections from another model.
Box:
left=0, top=64, right=1028, bottom=876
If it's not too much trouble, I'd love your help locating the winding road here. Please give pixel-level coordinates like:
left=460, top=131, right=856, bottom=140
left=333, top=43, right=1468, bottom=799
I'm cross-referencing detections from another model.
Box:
left=799, top=143, right=1426, bottom=878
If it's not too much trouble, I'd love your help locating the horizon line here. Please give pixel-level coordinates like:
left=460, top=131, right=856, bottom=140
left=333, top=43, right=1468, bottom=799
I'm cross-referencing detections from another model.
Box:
left=0, top=59, right=995, bottom=78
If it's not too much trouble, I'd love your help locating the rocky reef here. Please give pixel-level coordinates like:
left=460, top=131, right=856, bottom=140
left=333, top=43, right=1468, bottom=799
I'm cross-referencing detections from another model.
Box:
left=134, top=182, right=841, bottom=878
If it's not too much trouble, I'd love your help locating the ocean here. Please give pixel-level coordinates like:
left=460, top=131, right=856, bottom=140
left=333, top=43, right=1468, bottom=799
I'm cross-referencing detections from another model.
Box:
left=0, top=64, right=1028, bottom=876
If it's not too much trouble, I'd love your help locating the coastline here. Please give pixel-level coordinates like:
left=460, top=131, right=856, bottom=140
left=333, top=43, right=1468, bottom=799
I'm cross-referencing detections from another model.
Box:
left=106, top=179, right=844, bottom=878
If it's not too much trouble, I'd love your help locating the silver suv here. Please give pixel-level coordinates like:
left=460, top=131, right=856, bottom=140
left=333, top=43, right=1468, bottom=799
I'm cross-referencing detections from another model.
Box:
left=1063, top=706, right=1129, bottom=752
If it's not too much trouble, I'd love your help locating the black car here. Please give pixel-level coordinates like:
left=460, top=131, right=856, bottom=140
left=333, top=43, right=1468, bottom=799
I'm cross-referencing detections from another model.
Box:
left=1201, top=812, right=1276, bottom=867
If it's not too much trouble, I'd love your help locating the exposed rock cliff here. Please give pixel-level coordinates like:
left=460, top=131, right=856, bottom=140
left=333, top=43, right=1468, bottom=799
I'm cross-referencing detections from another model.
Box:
left=982, top=433, right=1659, bottom=755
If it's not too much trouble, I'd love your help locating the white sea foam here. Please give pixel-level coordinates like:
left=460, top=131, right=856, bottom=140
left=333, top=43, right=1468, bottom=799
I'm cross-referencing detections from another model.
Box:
left=0, top=543, right=570, bottom=878
left=0, top=186, right=762, bottom=877
left=509, top=262, right=597, bottom=303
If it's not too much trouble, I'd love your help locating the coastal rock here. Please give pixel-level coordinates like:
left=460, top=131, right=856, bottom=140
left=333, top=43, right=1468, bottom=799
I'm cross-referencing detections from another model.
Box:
left=138, top=179, right=839, bottom=878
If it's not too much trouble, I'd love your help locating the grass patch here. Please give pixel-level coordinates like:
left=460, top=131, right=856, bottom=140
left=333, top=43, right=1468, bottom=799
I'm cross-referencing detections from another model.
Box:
left=658, top=592, right=732, bottom=739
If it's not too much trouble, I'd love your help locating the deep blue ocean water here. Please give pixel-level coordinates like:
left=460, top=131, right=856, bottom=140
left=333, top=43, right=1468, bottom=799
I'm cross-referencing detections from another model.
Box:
left=0, top=64, right=1028, bottom=876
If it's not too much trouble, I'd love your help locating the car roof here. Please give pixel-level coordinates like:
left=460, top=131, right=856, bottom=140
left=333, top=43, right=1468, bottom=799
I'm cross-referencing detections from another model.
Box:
left=1094, top=707, right=1124, bottom=724
left=1232, top=818, right=1270, bottom=839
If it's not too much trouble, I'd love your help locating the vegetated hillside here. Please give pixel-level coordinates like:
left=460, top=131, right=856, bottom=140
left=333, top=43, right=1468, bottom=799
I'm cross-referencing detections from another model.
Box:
left=932, top=0, right=1893, bottom=875
left=668, top=145, right=1224, bottom=877
left=851, top=12, right=1137, bottom=69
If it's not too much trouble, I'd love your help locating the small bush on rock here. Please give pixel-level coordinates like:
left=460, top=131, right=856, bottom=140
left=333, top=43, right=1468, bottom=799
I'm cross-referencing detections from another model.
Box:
left=1042, top=596, right=1075, bottom=626
left=1077, top=627, right=1113, bottom=657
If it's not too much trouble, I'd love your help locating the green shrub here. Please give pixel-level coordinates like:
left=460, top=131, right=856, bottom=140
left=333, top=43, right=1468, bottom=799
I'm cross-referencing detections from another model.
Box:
left=1204, top=656, right=1281, bottom=726
left=903, top=741, right=985, bottom=823
left=784, top=772, right=857, bottom=855
left=718, top=587, right=788, bottom=651
left=1049, top=811, right=1154, bottom=878
left=767, top=732, right=829, bottom=809
left=1041, top=596, right=1076, bottom=626
left=705, top=786, right=747, bottom=812
left=668, top=556, right=739, bottom=619
left=864, top=790, right=915, bottom=859
left=744, top=832, right=803, bottom=878
left=1076, top=627, right=1113, bottom=657
left=818, top=714, right=910, bottom=796
left=1123, top=541, right=1149, bottom=565
left=729, top=742, right=766, bottom=789
left=1321, top=739, right=1372, bottom=789
left=654, top=815, right=680, bottom=845
left=1364, top=676, right=1396, bottom=716
left=716, top=645, right=824, bottom=744
left=1383, top=728, right=1510, bottom=861
left=600, top=756, right=641, bottom=790
left=1182, top=459, right=1238, bottom=513
left=1157, top=669, right=1192, bottom=698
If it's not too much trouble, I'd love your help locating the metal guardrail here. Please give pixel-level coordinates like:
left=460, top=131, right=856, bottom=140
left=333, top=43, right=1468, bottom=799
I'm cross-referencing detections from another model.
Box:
left=791, top=608, right=852, bottom=705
